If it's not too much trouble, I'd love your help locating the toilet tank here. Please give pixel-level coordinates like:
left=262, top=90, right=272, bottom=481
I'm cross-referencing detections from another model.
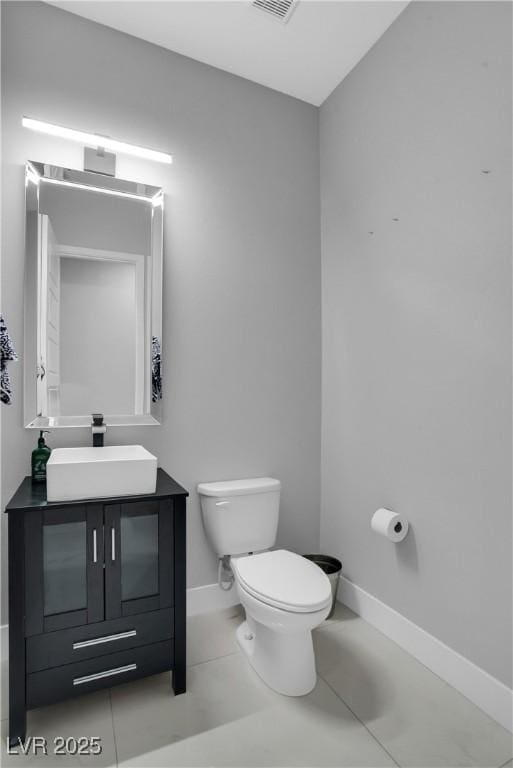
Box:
left=197, top=477, right=281, bottom=556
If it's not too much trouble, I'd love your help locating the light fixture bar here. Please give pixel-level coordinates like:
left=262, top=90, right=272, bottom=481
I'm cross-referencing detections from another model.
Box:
left=39, top=175, right=154, bottom=202
left=22, top=117, right=172, bottom=165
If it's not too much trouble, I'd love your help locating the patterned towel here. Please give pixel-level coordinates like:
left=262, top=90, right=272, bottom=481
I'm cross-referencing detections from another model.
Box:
left=0, top=313, right=17, bottom=405
left=152, top=335, right=162, bottom=403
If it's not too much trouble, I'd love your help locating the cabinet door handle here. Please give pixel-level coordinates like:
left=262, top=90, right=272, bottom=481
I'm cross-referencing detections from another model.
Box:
left=111, top=527, right=116, bottom=561
left=73, top=663, right=136, bottom=686
left=92, top=529, right=97, bottom=563
left=73, top=630, right=137, bottom=650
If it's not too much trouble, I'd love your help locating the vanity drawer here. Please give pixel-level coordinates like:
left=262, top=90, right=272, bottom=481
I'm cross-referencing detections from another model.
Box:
left=27, top=609, right=174, bottom=672
left=27, top=640, right=174, bottom=709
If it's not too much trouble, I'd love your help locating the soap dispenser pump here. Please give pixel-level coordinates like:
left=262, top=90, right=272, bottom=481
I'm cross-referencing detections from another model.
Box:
left=31, top=430, right=51, bottom=483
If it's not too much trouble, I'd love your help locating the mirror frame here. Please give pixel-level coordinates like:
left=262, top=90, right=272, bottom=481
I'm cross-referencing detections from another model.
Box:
left=24, top=161, right=163, bottom=429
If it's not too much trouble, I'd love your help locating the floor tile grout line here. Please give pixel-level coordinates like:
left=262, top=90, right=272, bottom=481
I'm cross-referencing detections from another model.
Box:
left=318, top=610, right=513, bottom=739
left=318, top=673, right=402, bottom=768
left=109, top=688, right=119, bottom=768
left=187, top=648, right=240, bottom=669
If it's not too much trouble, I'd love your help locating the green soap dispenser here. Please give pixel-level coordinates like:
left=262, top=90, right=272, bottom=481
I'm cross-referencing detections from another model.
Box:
left=32, top=430, right=51, bottom=483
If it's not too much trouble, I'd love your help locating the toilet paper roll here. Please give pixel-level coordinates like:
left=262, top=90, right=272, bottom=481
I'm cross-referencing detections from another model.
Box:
left=371, top=508, right=408, bottom=543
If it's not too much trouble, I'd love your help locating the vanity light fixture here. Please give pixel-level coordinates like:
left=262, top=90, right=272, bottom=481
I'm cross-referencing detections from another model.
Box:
left=22, top=117, right=172, bottom=165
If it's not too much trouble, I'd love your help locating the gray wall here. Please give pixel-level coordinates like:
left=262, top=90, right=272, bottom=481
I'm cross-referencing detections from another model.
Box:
left=1, top=1, right=321, bottom=623
left=320, top=1, right=512, bottom=686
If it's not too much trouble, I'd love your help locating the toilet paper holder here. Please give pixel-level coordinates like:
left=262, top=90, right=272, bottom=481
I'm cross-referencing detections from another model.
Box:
left=371, top=508, right=409, bottom=542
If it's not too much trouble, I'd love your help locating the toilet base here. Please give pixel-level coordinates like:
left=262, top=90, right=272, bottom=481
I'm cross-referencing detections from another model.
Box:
left=236, top=619, right=317, bottom=696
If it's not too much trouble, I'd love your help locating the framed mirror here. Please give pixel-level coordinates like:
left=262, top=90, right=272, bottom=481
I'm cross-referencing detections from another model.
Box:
left=24, top=161, right=163, bottom=428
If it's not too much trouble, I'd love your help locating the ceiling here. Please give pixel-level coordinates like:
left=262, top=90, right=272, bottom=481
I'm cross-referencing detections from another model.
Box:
left=48, top=1, right=408, bottom=106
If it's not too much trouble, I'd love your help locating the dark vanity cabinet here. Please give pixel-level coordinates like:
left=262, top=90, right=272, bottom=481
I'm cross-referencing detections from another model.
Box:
left=6, top=469, right=188, bottom=746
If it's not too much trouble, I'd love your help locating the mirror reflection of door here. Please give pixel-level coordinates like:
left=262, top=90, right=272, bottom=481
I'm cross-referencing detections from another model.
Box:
left=47, top=224, right=61, bottom=415
left=55, top=247, right=144, bottom=417
left=37, top=182, right=150, bottom=419
left=38, top=216, right=61, bottom=416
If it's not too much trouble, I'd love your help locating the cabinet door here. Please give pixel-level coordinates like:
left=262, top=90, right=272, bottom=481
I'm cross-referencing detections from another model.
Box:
left=25, top=505, right=104, bottom=636
left=104, top=500, right=173, bottom=620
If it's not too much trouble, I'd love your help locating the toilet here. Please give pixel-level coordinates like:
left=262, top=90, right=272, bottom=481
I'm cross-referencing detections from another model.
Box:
left=197, top=477, right=332, bottom=696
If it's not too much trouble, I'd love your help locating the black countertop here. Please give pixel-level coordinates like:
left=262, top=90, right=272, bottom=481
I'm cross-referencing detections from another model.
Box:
left=5, top=468, right=188, bottom=513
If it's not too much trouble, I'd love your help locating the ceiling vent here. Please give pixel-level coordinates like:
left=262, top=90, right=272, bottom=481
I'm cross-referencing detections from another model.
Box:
left=252, top=0, right=297, bottom=24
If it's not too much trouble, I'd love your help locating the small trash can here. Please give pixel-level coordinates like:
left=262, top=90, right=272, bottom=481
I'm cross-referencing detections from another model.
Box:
left=303, top=554, right=342, bottom=619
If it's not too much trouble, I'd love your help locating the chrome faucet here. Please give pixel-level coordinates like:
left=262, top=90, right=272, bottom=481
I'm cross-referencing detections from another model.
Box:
left=91, top=413, right=106, bottom=447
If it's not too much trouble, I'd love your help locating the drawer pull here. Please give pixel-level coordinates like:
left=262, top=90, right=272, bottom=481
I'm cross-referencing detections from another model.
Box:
left=73, top=663, right=136, bottom=686
left=111, top=527, right=116, bottom=561
left=92, top=529, right=98, bottom=563
left=72, top=630, right=137, bottom=650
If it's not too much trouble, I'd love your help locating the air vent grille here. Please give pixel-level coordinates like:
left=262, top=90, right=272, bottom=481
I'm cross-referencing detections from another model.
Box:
left=252, top=0, right=297, bottom=23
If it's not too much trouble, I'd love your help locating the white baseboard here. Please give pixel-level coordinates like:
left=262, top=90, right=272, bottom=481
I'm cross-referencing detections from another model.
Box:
left=187, top=582, right=239, bottom=616
left=338, top=575, right=513, bottom=733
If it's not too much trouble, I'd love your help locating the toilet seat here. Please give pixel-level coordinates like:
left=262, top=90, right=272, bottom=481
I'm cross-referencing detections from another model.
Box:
left=231, top=549, right=332, bottom=613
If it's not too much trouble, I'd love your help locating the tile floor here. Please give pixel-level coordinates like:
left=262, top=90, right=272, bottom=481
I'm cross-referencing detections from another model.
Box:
left=2, top=603, right=512, bottom=767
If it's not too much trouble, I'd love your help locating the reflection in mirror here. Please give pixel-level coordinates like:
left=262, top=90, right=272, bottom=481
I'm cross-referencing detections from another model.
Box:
left=58, top=255, right=138, bottom=416
left=24, top=162, right=163, bottom=428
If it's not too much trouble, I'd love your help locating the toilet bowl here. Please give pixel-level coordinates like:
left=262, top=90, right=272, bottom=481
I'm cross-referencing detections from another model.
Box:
left=231, top=549, right=332, bottom=696
left=197, top=477, right=332, bottom=696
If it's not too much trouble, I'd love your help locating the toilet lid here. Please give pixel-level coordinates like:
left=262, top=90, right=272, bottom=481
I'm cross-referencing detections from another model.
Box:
left=231, top=550, right=332, bottom=613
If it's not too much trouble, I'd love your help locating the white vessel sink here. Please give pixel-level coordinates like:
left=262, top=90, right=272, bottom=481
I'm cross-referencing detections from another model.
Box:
left=46, top=445, right=157, bottom=502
